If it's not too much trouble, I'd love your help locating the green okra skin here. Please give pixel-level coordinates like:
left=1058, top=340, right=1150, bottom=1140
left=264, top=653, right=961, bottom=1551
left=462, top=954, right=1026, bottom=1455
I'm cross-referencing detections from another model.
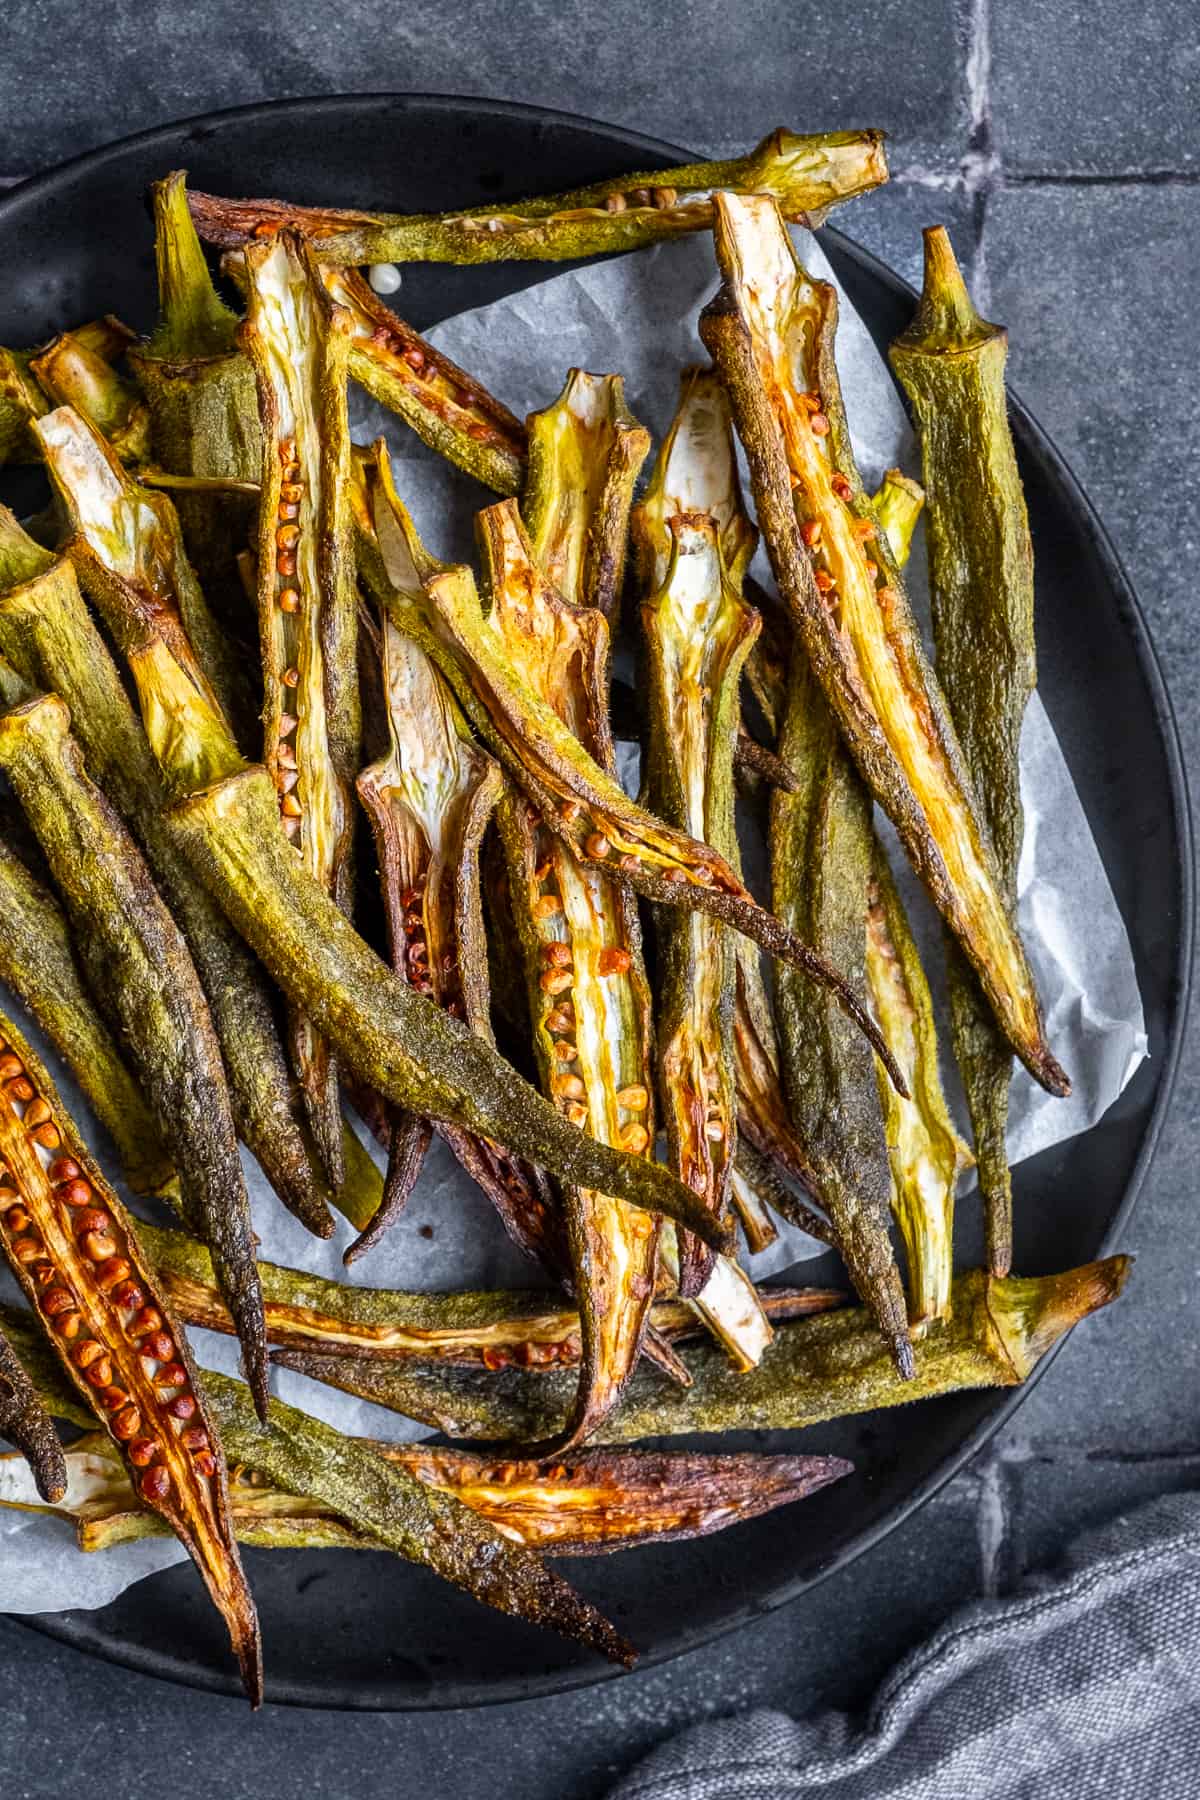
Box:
left=889, top=229, right=1036, bottom=1279
left=240, top=232, right=362, bottom=1190
left=770, top=648, right=913, bottom=1379
left=187, top=128, right=890, bottom=265
left=634, top=368, right=759, bottom=1299
left=0, top=349, right=47, bottom=464
left=701, top=193, right=1065, bottom=1100
left=866, top=845, right=973, bottom=1330
left=276, top=1257, right=1131, bottom=1444
left=872, top=468, right=926, bottom=566
left=0, top=1327, right=67, bottom=1505
left=323, top=265, right=526, bottom=496
left=127, top=173, right=261, bottom=621
left=524, top=369, right=650, bottom=624
left=0, top=693, right=269, bottom=1419
left=0, top=833, right=174, bottom=1197
left=359, top=448, right=906, bottom=1095
left=0, top=503, right=346, bottom=1241
left=9, top=1433, right=851, bottom=1560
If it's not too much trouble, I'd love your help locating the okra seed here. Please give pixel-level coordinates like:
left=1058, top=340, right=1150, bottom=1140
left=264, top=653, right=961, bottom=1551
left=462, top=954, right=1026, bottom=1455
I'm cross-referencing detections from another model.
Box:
left=127, top=1439, right=158, bottom=1468
left=277, top=549, right=297, bottom=577
left=545, top=1007, right=574, bottom=1033
left=73, top=1339, right=106, bottom=1370
left=831, top=474, right=853, bottom=501
left=48, top=1159, right=81, bottom=1185
left=128, top=1307, right=162, bottom=1339
left=533, top=894, right=562, bottom=919
left=598, top=947, right=632, bottom=976
left=541, top=941, right=572, bottom=969
left=278, top=587, right=300, bottom=613
left=283, top=816, right=302, bottom=840
left=278, top=500, right=300, bottom=522
left=280, top=712, right=298, bottom=736
left=6, top=1077, right=35, bottom=1103
left=628, top=187, right=652, bottom=207
left=280, top=792, right=303, bottom=822
left=95, top=1259, right=132, bottom=1293
left=276, top=522, right=300, bottom=549
left=84, top=1356, right=114, bottom=1389
left=4, top=1205, right=30, bottom=1233
left=616, top=1085, right=649, bottom=1110
left=552, top=1042, right=578, bottom=1062
left=181, top=1426, right=209, bottom=1452
left=0, top=1054, right=23, bottom=1081
left=652, top=186, right=677, bottom=208
left=565, top=1101, right=589, bottom=1128
left=31, top=1123, right=61, bottom=1149
left=604, top=193, right=627, bottom=214
left=41, top=1287, right=75, bottom=1317
left=282, top=667, right=300, bottom=688
left=277, top=742, right=297, bottom=770
left=99, top=1386, right=128, bottom=1413
left=278, top=438, right=297, bottom=465
left=167, top=1393, right=197, bottom=1421
left=140, top=1466, right=171, bottom=1503
left=705, top=1119, right=726, bottom=1143
left=810, top=412, right=830, bottom=436
left=865, top=561, right=878, bottom=579
left=618, top=854, right=640, bottom=874
left=74, top=1206, right=112, bottom=1236
left=584, top=832, right=611, bottom=860
left=11, top=1237, right=42, bottom=1263
left=539, top=969, right=573, bottom=995
left=55, top=1312, right=82, bottom=1340
left=800, top=520, right=822, bottom=547
left=663, top=868, right=688, bottom=884
left=22, top=1097, right=51, bottom=1129
left=194, top=1450, right=218, bottom=1479
left=83, top=1232, right=119, bottom=1262
left=157, top=1362, right=188, bottom=1389
left=814, top=569, right=835, bottom=593
left=559, top=799, right=582, bottom=823
left=280, top=481, right=303, bottom=503
left=554, top=1074, right=586, bottom=1101
left=403, top=345, right=426, bottom=371
left=112, top=1407, right=141, bottom=1442
left=58, top=1178, right=92, bottom=1207
left=620, top=1124, right=650, bottom=1154
left=142, top=1331, right=175, bottom=1363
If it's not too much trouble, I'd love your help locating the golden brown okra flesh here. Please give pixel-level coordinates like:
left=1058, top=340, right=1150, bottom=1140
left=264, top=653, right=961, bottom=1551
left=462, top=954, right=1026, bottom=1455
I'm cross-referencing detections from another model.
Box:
left=0, top=1011, right=261, bottom=1703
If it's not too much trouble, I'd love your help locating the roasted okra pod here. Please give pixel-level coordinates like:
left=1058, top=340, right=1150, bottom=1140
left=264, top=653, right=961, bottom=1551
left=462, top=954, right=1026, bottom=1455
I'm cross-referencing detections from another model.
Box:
left=188, top=129, right=890, bottom=265
left=239, top=231, right=362, bottom=1187
left=701, top=193, right=1064, bottom=1098
left=889, top=229, right=1036, bottom=1277
left=277, top=1257, right=1131, bottom=1444
left=0, top=1012, right=261, bottom=1702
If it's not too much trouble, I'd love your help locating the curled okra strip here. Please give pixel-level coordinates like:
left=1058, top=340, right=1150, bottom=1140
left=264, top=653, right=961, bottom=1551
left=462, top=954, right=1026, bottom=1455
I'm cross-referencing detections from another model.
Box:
left=701, top=194, right=1064, bottom=1097
left=8, top=1433, right=851, bottom=1559
left=239, top=232, right=362, bottom=1187
left=0, top=501, right=351, bottom=1241
left=866, top=846, right=973, bottom=1329
left=52, top=492, right=727, bottom=1250
left=889, top=230, right=1036, bottom=1278
left=188, top=129, right=889, bottom=265
left=1, top=316, right=139, bottom=468
left=362, top=450, right=906, bottom=1093
left=0, top=832, right=173, bottom=1197
left=0, top=693, right=269, bottom=1419
left=277, top=1258, right=1130, bottom=1445
left=29, top=326, right=150, bottom=466
left=0, top=1016, right=261, bottom=1703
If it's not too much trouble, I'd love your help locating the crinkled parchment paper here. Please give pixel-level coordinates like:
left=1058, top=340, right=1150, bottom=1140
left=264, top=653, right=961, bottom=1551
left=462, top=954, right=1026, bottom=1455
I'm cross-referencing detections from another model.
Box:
left=0, top=227, right=1146, bottom=1610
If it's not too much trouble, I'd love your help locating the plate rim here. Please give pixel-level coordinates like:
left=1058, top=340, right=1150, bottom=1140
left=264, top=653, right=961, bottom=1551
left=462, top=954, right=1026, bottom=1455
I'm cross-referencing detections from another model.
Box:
left=0, top=89, right=1192, bottom=1711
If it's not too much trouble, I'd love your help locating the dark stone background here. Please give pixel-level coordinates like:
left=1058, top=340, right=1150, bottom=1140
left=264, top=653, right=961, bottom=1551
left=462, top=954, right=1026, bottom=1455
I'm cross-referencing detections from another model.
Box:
left=0, top=3, right=1195, bottom=1794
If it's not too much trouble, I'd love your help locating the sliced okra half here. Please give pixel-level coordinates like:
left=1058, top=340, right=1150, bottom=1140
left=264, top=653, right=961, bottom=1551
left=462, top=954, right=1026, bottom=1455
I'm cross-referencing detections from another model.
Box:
left=0, top=1012, right=261, bottom=1703
left=6, top=1431, right=851, bottom=1560
left=276, top=1257, right=1131, bottom=1445
left=890, top=228, right=1037, bottom=1277
left=701, top=193, right=1065, bottom=1098
left=239, top=230, right=362, bottom=1188
left=188, top=128, right=889, bottom=264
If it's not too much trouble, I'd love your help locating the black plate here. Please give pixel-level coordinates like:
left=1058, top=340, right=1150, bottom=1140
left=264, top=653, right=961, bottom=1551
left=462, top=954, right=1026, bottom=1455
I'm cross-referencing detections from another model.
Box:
left=0, top=95, right=1191, bottom=1711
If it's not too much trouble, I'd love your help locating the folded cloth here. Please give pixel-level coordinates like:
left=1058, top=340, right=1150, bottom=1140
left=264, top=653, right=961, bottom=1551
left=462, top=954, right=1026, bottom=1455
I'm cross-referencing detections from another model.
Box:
left=609, top=1492, right=1200, bottom=1799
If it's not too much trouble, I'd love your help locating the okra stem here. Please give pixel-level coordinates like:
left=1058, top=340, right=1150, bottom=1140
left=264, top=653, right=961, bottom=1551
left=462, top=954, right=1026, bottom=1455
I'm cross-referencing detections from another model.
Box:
left=188, top=128, right=889, bottom=265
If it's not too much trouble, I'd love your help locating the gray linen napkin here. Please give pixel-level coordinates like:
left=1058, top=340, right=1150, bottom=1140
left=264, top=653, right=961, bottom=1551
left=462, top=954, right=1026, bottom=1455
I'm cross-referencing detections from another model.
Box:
left=609, top=1492, right=1200, bottom=1798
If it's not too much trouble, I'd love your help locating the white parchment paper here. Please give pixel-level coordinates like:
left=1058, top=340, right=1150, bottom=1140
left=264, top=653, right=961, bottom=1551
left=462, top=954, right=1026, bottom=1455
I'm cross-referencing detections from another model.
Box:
left=0, top=227, right=1146, bottom=1610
